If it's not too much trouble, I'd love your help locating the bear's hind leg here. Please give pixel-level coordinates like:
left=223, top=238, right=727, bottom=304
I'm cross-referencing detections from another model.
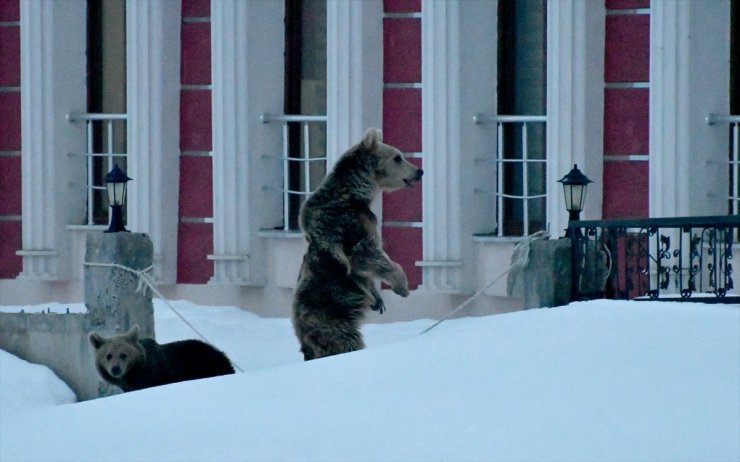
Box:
left=299, top=323, right=365, bottom=361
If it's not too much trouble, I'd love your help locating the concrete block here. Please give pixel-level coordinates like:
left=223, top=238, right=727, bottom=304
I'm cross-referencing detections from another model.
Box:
left=85, top=232, right=154, bottom=337
left=507, top=238, right=572, bottom=308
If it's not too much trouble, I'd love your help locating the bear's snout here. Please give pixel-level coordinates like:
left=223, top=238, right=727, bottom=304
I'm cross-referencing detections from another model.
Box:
left=110, top=365, right=123, bottom=377
left=415, top=169, right=424, bottom=180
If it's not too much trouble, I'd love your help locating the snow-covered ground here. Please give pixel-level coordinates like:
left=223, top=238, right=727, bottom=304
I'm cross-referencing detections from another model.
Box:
left=1, top=299, right=738, bottom=462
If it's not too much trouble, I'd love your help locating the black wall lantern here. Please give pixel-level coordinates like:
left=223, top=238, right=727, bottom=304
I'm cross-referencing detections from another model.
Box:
left=558, top=164, right=592, bottom=223
left=104, top=164, right=132, bottom=233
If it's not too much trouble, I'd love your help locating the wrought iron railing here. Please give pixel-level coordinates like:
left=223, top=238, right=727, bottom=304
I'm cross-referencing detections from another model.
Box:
left=568, top=215, right=740, bottom=302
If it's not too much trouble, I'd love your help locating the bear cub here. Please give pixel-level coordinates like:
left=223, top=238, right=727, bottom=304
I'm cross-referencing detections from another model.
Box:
left=89, top=325, right=234, bottom=392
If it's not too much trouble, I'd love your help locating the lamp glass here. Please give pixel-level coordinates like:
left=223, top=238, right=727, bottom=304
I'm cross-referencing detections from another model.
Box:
left=564, top=184, right=587, bottom=212
left=106, top=181, right=127, bottom=206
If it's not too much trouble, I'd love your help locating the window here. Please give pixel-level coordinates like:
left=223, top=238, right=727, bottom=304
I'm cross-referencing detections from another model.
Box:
left=280, top=0, right=327, bottom=230
left=727, top=0, right=740, bottom=243
left=496, top=0, right=547, bottom=237
left=82, top=0, right=127, bottom=226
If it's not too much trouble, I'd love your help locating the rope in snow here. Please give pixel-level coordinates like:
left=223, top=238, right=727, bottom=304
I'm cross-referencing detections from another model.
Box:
left=420, top=230, right=550, bottom=335
left=83, top=261, right=245, bottom=372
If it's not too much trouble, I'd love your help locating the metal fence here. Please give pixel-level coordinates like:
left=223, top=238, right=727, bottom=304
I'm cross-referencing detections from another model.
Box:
left=474, top=113, right=547, bottom=237
left=260, top=113, right=328, bottom=231
left=568, top=215, right=740, bottom=302
left=67, top=112, right=128, bottom=226
left=707, top=114, right=740, bottom=229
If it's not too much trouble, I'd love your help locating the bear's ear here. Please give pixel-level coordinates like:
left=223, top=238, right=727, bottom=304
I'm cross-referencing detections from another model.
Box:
left=124, top=325, right=140, bottom=342
left=361, top=128, right=383, bottom=152
left=89, top=332, right=105, bottom=350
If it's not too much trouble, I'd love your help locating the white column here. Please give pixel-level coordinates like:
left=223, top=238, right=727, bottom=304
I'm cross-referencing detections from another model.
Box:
left=126, top=0, right=181, bottom=283
left=209, top=0, right=250, bottom=284
left=18, top=0, right=87, bottom=280
left=209, top=0, right=285, bottom=285
left=420, top=1, right=462, bottom=292
left=420, top=0, right=498, bottom=293
left=546, top=0, right=604, bottom=236
left=649, top=0, right=730, bottom=218
left=326, top=0, right=383, bottom=167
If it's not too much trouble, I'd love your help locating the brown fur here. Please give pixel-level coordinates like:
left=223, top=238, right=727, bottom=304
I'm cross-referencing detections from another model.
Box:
left=89, top=325, right=234, bottom=392
left=293, top=128, right=423, bottom=360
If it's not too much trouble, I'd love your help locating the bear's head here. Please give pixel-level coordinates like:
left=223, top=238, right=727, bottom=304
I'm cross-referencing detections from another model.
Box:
left=89, top=325, right=145, bottom=380
left=361, top=128, right=423, bottom=192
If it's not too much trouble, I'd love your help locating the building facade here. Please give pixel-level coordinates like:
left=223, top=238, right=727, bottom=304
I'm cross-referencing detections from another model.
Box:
left=0, top=0, right=736, bottom=319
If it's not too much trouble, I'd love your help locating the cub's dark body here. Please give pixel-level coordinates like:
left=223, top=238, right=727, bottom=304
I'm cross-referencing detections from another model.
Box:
left=90, top=326, right=235, bottom=392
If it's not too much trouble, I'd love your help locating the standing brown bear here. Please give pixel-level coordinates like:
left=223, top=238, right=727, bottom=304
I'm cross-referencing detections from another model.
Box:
left=89, top=325, right=234, bottom=392
left=293, top=128, right=423, bottom=360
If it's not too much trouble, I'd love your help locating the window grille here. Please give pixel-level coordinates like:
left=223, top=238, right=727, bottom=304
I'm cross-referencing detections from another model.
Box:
left=475, top=114, right=547, bottom=237
left=724, top=115, right=740, bottom=242
left=67, top=112, right=128, bottom=226
left=707, top=113, right=740, bottom=240
left=260, top=113, right=328, bottom=231
left=722, top=116, right=740, bottom=217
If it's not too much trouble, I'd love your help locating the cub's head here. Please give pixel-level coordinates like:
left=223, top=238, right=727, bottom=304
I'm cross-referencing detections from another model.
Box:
left=89, top=325, right=145, bottom=380
left=361, top=128, right=423, bottom=192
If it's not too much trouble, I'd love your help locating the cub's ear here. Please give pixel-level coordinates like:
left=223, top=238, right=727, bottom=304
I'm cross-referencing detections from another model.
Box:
left=124, top=325, right=140, bottom=342
left=89, top=332, right=105, bottom=350
left=361, top=128, right=383, bottom=152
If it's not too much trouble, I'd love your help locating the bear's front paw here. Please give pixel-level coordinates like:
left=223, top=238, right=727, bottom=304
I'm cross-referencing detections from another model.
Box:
left=393, top=285, right=410, bottom=297
left=390, top=275, right=410, bottom=297
left=388, top=263, right=409, bottom=297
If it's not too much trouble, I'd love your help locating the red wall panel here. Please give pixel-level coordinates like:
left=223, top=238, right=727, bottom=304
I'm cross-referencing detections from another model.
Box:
left=383, top=18, right=421, bottom=83
left=603, top=161, right=649, bottom=219
left=181, top=22, right=211, bottom=85
left=382, top=88, right=422, bottom=153
left=0, top=220, right=21, bottom=279
left=382, top=226, right=422, bottom=289
left=384, top=0, right=421, bottom=13
left=0, top=25, right=20, bottom=86
left=179, top=156, right=213, bottom=218
left=605, top=15, right=649, bottom=83
left=604, top=88, right=649, bottom=155
left=382, top=158, right=423, bottom=222
left=0, top=156, right=21, bottom=215
left=0, top=92, right=20, bottom=150
left=605, top=0, right=650, bottom=9
left=180, top=89, right=212, bottom=151
left=177, top=222, right=213, bottom=284
left=182, top=0, right=209, bottom=18
left=0, top=0, right=19, bottom=21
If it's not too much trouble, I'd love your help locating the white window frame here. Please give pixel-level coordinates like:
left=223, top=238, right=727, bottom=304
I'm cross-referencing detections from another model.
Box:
left=707, top=114, right=740, bottom=218
left=258, top=114, right=328, bottom=232
left=474, top=114, right=548, bottom=238
left=65, top=113, right=128, bottom=228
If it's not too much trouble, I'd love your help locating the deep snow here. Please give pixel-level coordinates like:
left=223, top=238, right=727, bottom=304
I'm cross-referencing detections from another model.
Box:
left=0, top=299, right=738, bottom=462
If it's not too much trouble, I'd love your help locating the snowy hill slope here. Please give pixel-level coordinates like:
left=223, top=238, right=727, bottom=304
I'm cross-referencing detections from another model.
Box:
left=0, top=300, right=738, bottom=461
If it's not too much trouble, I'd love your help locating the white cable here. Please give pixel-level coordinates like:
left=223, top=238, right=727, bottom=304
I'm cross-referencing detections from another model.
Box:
left=420, top=230, right=549, bottom=335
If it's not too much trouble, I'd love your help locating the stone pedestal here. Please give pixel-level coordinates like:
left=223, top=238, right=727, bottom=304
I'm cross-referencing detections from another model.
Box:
left=84, top=232, right=155, bottom=338
left=507, top=238, right=572, bottom=308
